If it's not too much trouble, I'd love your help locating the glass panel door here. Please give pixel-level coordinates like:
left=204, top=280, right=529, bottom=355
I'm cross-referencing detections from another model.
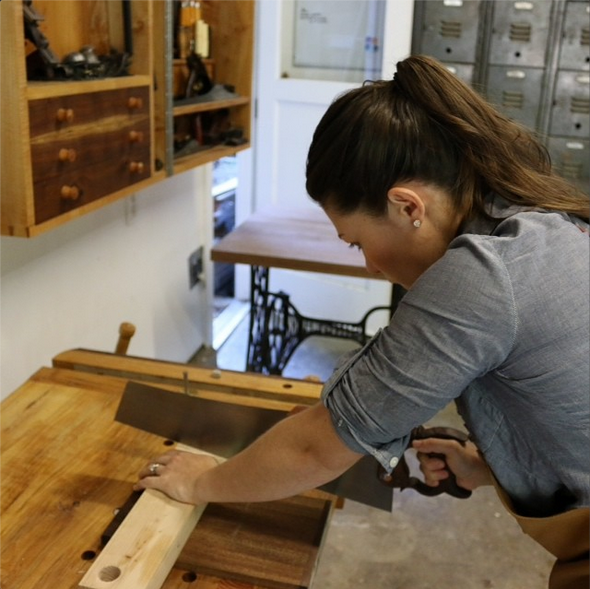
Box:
left=281, top=0, right=386, bottom=82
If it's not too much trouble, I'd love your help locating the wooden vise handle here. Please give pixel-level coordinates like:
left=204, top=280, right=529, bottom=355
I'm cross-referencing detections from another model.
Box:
left=115, top=322, right=136, bottom=355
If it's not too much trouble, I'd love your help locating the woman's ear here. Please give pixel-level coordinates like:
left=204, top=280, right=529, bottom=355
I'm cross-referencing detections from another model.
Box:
left=386, top=186, right=425, bottom=225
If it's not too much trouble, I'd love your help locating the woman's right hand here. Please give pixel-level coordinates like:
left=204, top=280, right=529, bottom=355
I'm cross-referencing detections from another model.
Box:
left=412, top=438, right=492, bottom=491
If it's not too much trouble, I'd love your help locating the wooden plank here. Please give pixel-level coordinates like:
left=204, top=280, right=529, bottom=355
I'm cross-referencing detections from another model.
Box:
left=212, top=0, right=254, bottom=138
left=79, top=446, right=216, bottom=589
left=173, top=96, right=250, bottom=116
left=79, top=490, right=205, bottom=589
left=26, top=76, right=153, bottom=100
left=52, top=349, right=323, bottom=405
left=172, top=143, right=250, bottom=175
left=210, top=207, right=386, bottom=279
left=0, top=0, right=35, bottom=234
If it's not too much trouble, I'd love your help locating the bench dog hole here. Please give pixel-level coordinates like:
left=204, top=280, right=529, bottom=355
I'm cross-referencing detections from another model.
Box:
left=99, top=565, right=121, bottom=582
left=182, top=571, right=198, bottom=582
left=81, top=550, right=96, bottom=561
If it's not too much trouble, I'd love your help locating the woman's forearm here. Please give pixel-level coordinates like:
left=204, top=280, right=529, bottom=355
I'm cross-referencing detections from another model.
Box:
left=194, top=408, right=356, bottom=502
left=136, top=403, right=363, bottom=505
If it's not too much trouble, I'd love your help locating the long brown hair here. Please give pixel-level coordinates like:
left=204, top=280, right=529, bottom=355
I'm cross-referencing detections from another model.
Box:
left=306, top=54, right=589, bottom=222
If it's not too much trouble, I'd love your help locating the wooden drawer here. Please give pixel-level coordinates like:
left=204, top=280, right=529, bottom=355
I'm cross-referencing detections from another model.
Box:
left=33, top=152, right=150, bottom=224
left=28, top=87, right=150, bottom=138
left=30, top=116, right=150, bottom=182
left=28, top=86, right=151, bottom=224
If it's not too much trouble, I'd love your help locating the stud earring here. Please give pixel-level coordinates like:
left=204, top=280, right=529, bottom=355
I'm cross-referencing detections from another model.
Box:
left=413, top=219, right=422, bottom=228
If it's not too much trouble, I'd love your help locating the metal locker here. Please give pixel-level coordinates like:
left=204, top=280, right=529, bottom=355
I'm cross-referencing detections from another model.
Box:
left=488, top=0, right=553, bottom=67
left=558, top=1, right=590, bottom=72
left=550, top=70, right=590, bottom=137
left=486, top=65, right=545, bottom=129
left=418, top=0, right=482, bottom=64
left=442, top=62, right=476, bottom=85
left=547, top=137, right=590, bottom=191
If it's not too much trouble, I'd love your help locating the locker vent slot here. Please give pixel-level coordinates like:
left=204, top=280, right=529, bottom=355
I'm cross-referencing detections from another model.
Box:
left=581, top=27, right=589, bottom=46
left=570, top=97, right=590, bottom=115
left=560, top=161, right=583, bottom=179
left=502, top=91, right=524, bottom=109
left=440, top=21, right=462, bottom=38
left=509, top=22, right=532, bottom=42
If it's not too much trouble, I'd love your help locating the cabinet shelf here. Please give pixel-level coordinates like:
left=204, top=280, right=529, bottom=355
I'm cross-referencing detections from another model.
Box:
left=26, top=75, right=153, bottom=100
left=173, top=143, right=250, bottom=175
left=173, top=96, right=250, bottom=117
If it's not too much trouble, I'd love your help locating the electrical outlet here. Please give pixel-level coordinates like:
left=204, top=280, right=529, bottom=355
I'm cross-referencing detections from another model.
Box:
left=188, top=247, right=203, bottom=289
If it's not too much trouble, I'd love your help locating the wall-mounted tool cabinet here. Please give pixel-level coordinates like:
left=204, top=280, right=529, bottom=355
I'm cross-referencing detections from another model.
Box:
left=1, top=0, right=255, bottom=238
left=160, top=1, right=254, bottom=176
left=412, top=0, right=590, bottom=194
left=1, top=0, right=156, bottom=237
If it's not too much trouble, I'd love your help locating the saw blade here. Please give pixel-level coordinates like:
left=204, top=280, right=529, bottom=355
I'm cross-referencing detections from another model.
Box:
left=116, top=381, right=393, bottom=511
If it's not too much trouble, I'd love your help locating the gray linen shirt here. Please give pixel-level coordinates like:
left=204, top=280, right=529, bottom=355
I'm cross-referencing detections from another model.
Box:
left=321, top=197, right=589, bottom=517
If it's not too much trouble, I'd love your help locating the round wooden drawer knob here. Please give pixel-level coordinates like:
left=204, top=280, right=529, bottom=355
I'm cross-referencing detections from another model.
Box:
left=129, top=161, right=145, bottom=173
left=60, top=185, right=80, bottom=200
left=127, top=96, right=143, bottom=110
left=56, top=108, right=74, bottom=123
left=58, top=148, right=77, bottom=162
left=128, top=130, right=144, bottom=143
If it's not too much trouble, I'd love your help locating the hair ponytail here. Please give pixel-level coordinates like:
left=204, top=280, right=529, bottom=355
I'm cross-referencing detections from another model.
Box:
left=306, top=55, right=589, bottom=222
left=394, top=55, right=588, bottom=221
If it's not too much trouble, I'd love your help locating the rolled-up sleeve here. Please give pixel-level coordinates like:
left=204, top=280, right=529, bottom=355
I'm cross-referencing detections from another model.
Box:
left=321, top=237, right=518, bottom=473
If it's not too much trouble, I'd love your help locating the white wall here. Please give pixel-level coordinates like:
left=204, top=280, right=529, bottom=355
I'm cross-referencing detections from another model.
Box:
left=1, top=168, right=214, bottom=400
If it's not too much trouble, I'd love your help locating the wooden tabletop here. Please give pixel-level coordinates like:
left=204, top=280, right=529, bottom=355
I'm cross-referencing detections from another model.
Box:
left=1, top=352, right=332, bottom=589
left=211, top=206, right=384, bottom=279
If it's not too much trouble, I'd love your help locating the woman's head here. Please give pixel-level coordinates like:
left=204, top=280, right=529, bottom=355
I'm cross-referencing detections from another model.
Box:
left=306, top=55, right=589, bottom=223
left=306, top=72, right=467, bottom=218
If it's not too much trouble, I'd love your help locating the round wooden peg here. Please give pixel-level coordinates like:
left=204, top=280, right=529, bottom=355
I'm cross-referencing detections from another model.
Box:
left=56, top=108, right=74, bottom=123
left=60, top=185, right=80, bottom=200
left=115, top=322, right=136, bottom=355
left=128, top=130, right=144, bottom=143
left=129, top=161, right=145, bottom=173
left=127, top=96, right=143, bottom=110
left=58, top=148, right=77, bottom=162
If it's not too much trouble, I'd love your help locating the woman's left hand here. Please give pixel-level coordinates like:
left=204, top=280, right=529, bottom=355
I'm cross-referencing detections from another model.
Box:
left=134, top=450, right=219, bottom=504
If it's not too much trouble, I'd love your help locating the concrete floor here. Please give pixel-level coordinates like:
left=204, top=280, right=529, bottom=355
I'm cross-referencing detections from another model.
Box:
left=193, top=315, right=555, bottom=589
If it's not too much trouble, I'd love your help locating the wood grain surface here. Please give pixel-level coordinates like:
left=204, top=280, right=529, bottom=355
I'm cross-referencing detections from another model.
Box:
left=52, top=348, right=323, bottom=407
left=1, top=364, right=332, bottom=589
left=210, top=207, right=382, bottom=279
left=178, top=495, right=332, bottom=589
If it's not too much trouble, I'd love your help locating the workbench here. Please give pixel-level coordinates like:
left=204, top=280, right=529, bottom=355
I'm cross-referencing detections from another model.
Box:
left=1, top=349, right=336, bottom=589
left=211, top=207, right=405, bottom=375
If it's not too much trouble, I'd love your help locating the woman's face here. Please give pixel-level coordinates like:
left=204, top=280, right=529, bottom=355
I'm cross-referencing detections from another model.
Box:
left=323, top=183, right=461, bottom=289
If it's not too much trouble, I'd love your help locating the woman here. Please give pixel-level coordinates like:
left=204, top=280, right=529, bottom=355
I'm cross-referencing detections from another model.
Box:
left=137, top=55, right=589, bottom=588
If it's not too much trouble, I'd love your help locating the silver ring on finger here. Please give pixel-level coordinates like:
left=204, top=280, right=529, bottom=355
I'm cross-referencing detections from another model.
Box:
left=149, top=462, right=163, bottom=476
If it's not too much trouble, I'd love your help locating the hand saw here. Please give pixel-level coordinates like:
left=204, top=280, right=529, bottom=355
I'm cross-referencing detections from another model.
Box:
left=116, top=381, right=471, bottom=511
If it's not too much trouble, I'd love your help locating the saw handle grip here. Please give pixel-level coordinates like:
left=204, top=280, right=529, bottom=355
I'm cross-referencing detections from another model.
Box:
left=379, top=425, right=472, bottom=499
left=411, top=426, right=472, bottom=499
